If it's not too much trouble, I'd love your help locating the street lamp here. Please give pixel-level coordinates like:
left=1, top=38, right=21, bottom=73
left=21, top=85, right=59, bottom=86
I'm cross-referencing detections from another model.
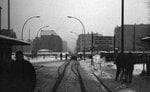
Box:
left=21, top=16, right=40, bottom=41
left=0, top=6, right=2, bottom=30
left=35, top=25, right=49, bottom=56
left=36, top=25, right=49, bottom=37
left=70, top=31, right=79, bottom=36
left=67, top=16, right=86, bottom=60
left=121, top=0, right=124, bottom=53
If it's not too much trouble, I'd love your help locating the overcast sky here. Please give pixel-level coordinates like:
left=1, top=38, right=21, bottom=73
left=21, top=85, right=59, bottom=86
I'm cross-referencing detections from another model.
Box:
left=0, top=0, right=149, bottom=52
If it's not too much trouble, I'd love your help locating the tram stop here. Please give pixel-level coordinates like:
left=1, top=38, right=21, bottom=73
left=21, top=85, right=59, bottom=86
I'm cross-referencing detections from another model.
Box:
left=0, top=34, right=30, bottom=63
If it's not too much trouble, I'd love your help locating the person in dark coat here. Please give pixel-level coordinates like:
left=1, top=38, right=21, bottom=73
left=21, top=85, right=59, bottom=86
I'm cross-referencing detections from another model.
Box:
left=0, top=47, right=15, bottom=92
left=115, top=53, right=125, bottom=81
left=125, top=52, right=135, bottom=83
left=60, top=53, right=63, bottom=60
left=65, top=54, right=68, bottom=60
left=12, top=51, right=36, bottom=92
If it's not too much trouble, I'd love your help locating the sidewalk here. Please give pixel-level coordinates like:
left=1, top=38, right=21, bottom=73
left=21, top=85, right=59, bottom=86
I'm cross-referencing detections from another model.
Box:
left=79, top=59, right=150, bottom=92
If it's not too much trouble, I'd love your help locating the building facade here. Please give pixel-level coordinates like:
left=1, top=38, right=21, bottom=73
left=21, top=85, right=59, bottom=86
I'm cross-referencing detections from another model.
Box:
left=76, top=33, right=101, bottom=52
left=76, top=33, right=113, bottom=52
left=32, top=30, right=63, bottom=52
left=114, top=24, right=150, bottom=52
left=62, top=40, right=68, bottom=52
left=94, top=36, right=114, bottom=51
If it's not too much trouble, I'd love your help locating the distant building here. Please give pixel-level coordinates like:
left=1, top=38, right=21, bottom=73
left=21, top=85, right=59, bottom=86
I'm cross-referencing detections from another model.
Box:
left=0, top=29, right=30, bottom=62
left=114, top=24, right=150, bottom=52
left=0, top=29, right=16, bottom=38
left=23, top=39, right=33, bottom=53
left=62, top=40, right=68, bottom=52
left=94, top=36, right=113, bottom=51
left=76, top=33, right=113, bottom=52
left=32, top=30, right=63, bottom=52
left=76, top=33, right=101, bottom=52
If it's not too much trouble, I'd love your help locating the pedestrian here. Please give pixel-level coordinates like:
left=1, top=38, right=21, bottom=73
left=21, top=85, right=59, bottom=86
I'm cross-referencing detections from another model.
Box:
left=115, top=53, right=125, bottom=81
left=60, top=53, right=62, bottom=60
left=119, top=53, right=128, bottom=82
left=12, top=51, right=36, bottom=92
left=125, top=52, right=135, bottom=83
left=65, top=54, right=68, bottom=60
left=0, top=47, right=14, bottom=92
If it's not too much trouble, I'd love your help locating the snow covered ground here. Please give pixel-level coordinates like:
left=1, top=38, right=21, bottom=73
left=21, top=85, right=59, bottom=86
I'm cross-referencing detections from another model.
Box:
left=80, top=59, right=146, bottom=92
left=82, top=59, right=144, bottom=76
left=28, top=56, right=67, bottom=63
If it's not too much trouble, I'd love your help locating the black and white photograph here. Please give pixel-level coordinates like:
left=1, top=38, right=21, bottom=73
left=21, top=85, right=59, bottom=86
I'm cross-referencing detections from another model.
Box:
left=0, top=0, right=150, bottom=92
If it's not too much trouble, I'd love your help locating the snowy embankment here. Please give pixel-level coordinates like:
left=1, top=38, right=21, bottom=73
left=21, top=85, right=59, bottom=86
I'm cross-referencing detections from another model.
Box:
left=30, top=57, right=57, bottom=63
left=80, top=59, right=144, bottom=76
left=29, top=56, right=66, bottom=63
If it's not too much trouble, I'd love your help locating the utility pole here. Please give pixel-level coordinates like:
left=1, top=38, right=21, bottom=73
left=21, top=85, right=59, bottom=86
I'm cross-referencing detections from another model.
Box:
left=29, top=29, right=30, bottom=41
left=0, top=6, right=2, bottom=31
left=121, top=0, right=124, bottom=53
left=114, top=30, right=116, bottom=52
left=8, top=0, right=10, bottom=30
left=91, top=32, right=94, bottom=65
left=133, top=23, right=136, bottom=51
left=0, top=6, right=2, bottom=30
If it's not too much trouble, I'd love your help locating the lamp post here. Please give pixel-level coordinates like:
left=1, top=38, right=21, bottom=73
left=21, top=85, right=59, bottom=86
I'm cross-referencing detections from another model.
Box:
left=21, top=16, right=40, bottom=41
left=121, top=0, right=124, bottom=53
left=8, top=0, right=10, bottom=30
left=67, top=16, right=86, bottom=60
left=36, top=25, right=49, bottom=37
left=0, top=6, right=2, bottom=30
left=70, top=31, right=79, bottom=36
left=21, top=16, right=40, bottom=51
left=35, top=25, right=49, bottom=56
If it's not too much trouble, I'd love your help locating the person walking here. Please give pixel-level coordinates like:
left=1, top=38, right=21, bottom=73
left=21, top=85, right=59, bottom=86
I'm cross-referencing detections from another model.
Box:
left=115, top=53, right=125, bottom=81
left=12, top=51, right=36, bottom=92
left=125, top=52, right=135, bottom=83
left=0, top=47, right=14, bottom=92
left=60, top=53, right=63, bottom=60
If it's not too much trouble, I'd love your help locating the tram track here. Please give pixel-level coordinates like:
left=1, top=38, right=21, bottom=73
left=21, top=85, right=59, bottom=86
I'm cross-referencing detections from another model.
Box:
left=71, top=61, right=87, bottom=92
left=51, top=60, right=71, bottom=92
left=92, top=71, right=113, bottom=92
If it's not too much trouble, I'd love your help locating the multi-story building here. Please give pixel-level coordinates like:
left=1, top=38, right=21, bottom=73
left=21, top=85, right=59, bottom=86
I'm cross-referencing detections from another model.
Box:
left=94, top=36, right=114, bottom=51
left=62, top=40, right=68, bottom=52
left=76, top=32, right=113, bottom=52
left=0, top=29, right=16, bottom=38
left=114, top=24, right=150, bottom=75
left=114, top=24, right=150, bottom=52
left=32, top=30, right=63, bottom=52
left=76, top=33, right=101, bottom=52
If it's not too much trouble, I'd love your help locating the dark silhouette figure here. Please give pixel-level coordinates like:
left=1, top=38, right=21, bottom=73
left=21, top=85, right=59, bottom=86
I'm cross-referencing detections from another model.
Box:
left=0, top=47, right=14, bottom=92
left=115, top=53, right=125, bottom=81
left=71, top=55, right=77, bottom=61
left=125, top=52, right=135, bottom=83
left=12, top=51, right=36, bottom=92
left=65, top=54, right=68, bottom=60
left=60, top=53, right=62, bottom=60
left=0, top=58, right=14, bottom=91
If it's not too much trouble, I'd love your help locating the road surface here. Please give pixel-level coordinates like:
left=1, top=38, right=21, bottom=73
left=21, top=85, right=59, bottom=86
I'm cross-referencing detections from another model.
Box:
left=33, top=60, right=108, bottom=92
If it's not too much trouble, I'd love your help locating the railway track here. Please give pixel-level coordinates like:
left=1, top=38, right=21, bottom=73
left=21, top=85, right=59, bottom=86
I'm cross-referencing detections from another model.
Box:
left=51, top=60, right=71, bottom=92
left=71, top=61, right=87, bottom=92
left=51, top=59, right=112, bottom=92
left=92, top=71, right=113, bottom=92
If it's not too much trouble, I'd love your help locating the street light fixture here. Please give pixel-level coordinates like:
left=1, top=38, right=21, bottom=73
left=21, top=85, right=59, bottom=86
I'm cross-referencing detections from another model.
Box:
left=67, top=16, right=86, bottom=60
left=0, top=6, right=2, bottom=30
left=36, top=25, right=49, bottom=37
left=21, top=16, right=40, bottom=51
left=121, top=0, right=124, bottom=53
left=70, top=31, right=79, bottom=36
left=21, top=16, right=40, bottom=41
left=35, top=25, right=49, bottom=56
